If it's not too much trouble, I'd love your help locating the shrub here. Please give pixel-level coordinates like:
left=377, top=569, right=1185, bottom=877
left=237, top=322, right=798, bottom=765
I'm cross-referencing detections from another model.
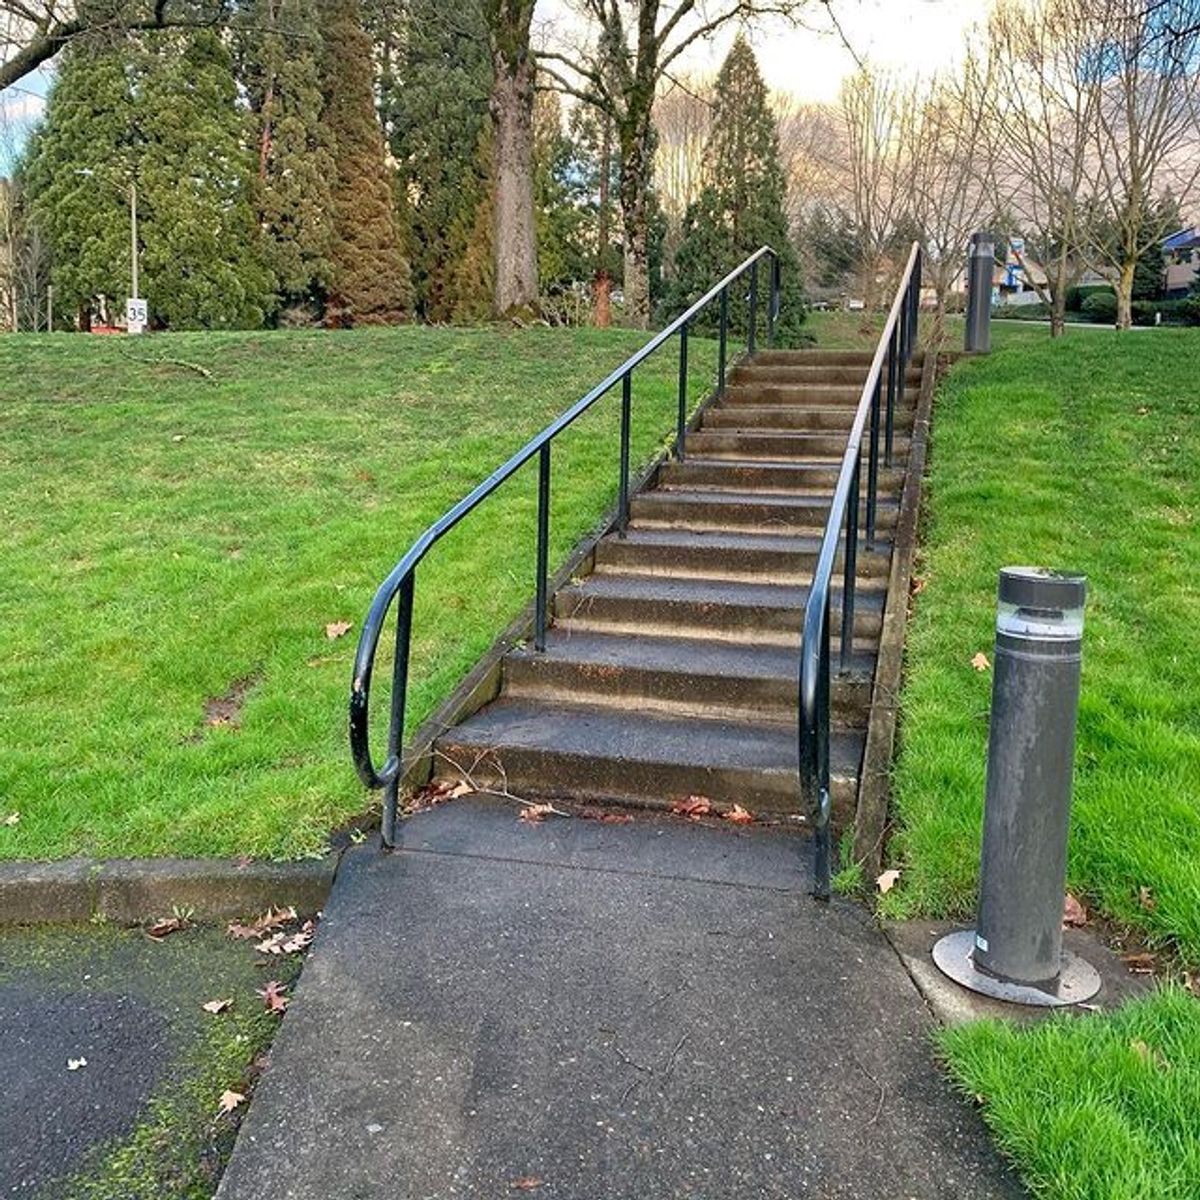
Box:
left=1066, top=284, right=1113, bottom=312
left=1081, top=292, right=1118, bottom=323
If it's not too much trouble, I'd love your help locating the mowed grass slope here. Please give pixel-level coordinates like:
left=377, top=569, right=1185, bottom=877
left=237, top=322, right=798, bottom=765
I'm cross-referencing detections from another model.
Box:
left=0, top=326, right=716, bottom=860
left=885, top=328, right=1200, bottom=958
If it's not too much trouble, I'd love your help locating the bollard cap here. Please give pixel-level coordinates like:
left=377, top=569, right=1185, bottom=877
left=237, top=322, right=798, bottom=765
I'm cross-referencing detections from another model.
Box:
left=998, top=567, right=1086, bottom=613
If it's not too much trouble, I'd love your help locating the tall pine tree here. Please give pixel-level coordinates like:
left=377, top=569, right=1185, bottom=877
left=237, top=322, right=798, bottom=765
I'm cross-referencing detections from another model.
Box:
left=321, top=0, right=412, bottom=326
left=377, top=0, right=491, bottom=322
left=24, top=37, right=136, bottom=328
left=670, top=36, right=804, bottom=342
left=238, top=0, right=336, bottom=319
left=137, top=29, right=272, bottom=329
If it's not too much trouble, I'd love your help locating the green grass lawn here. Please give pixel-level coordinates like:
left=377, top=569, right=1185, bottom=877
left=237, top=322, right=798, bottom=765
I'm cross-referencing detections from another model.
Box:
left=887, top=325, right=1200, bottom=1200
left=884, top=327, right=1200, bottom=958
left=0, top=325, right=716, bottom=860
left=941, top=989, right=1200, bottom=1200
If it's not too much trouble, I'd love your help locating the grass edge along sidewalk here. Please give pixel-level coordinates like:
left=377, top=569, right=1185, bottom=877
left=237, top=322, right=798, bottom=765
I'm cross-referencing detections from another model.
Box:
left=882, top=328, right=1200, bottom=1200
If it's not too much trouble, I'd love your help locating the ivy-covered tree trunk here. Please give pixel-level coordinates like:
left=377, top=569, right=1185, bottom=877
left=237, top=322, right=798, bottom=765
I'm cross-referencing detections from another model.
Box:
left=484, top=0, right=537, bottom=317
left=619, top=132, right=652, bottom=328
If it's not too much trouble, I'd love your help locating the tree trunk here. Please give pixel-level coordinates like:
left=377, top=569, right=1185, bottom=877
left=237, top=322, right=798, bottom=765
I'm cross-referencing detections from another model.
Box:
left=490, top=43, right=537, bottom=317
left=1049, top=293, right=1066, bottom=338
left=619, top=128, right=652, bottom=329
left=1115, top=259, right=1135, bottom=330
left=593, top=118, right=612, bottom=328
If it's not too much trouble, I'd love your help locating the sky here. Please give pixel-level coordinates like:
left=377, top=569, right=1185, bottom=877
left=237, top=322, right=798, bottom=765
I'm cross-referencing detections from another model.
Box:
left=536, top=0, right=992, bottom=103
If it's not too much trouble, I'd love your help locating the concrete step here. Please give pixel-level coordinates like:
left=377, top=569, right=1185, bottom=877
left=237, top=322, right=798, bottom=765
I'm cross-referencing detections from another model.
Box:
left=685, top=430, right=912, bottom=461
left=722, top=384, right=920, bottom=407
left=629, top=488, right=899, bottom=534
left=750, top=349, right=926, bottom=367
left=703, top=405, right=916, bottom=433
left=659, top=458, right=905, bottom=497
left=592, top=526, right=891, bottom=583
left=733, top=363, right=923, bottom=387
left=433, top=698, right=866, bottom=814
left=503, top=630, right=874, bottom=725
left=554, top=571, right=884, bottom=645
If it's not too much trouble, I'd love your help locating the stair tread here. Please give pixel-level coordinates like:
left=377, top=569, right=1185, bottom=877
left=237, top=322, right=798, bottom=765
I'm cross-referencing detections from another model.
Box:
left=439, top=698, right=865, bottom=777
left=562, top=571, right=885, bottom=609
left=610, top=526, right=893, bottom=555
left=510, top=629, right=875, bottom=681
left=638, top=487, right=899, bottom=511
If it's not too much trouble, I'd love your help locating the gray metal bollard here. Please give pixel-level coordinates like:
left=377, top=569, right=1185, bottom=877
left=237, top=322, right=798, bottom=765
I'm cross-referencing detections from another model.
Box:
left=933, top=567, right=1101, bottom=1007
left=964, top=232, right=993, bottom=354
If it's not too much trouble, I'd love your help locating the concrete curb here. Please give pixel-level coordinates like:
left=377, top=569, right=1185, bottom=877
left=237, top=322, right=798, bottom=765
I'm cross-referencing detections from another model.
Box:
left=0, top=853, right=340, bottom=926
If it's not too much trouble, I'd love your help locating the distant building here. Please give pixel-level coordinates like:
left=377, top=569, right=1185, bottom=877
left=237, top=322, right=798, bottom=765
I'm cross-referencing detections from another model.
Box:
left=1162, top=227, right=1199, bottom=298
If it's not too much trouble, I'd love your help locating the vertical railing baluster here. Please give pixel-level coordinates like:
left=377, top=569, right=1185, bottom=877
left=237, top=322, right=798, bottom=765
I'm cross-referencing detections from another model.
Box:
left=618, top=371, right=632, bottom=538
left=840, top=459, right=859, bottom=674
left=382, top=570, right=415, bottom=849
left=885, top=324, right=898, bottom=469
left=748, top=261, right=759, bottom=355
left=676, top=321, right=689, bottom=462
left=865, top=374, right=881, bottom=551
left=718, top=286, right=729, bottom=395
left=534, top=442, right=551, bottom=652
left=768, top=254, right=780, bottom=348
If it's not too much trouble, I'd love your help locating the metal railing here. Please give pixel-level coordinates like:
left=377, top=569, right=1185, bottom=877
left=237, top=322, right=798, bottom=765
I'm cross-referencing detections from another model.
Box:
left=801, top=242, right=922, bottom=900
left=350, top=247, right=782, bottom=845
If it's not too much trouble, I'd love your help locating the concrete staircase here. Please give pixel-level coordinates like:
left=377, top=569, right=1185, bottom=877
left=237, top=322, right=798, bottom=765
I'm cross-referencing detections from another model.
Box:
left=432, top=349, right=924, bottom=823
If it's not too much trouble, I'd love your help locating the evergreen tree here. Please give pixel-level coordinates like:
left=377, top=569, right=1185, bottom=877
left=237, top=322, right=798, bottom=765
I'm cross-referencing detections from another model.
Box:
left=237, top=0, right=336, bottom=318
left=137, top=29, right=272, bottom=329
left=378, top=0, right=491, bottom=321
left=24, top=37, right=136, bottom=328
left=321, top=0, right=413, bottom=325
left=447, top=128, right=495, bottom=323
left=669, top=36, right=804, bottom=342
left=533, top=90, right=589, bottom=300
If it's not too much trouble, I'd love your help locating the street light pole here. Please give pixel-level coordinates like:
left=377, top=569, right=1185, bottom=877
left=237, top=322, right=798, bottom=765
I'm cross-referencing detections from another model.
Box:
left=130, top=181, right=139, bottom=302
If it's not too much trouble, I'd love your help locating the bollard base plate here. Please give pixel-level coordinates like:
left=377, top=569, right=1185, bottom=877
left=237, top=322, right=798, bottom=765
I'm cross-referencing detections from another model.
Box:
left=932, top=929, right=1102, bottom=1008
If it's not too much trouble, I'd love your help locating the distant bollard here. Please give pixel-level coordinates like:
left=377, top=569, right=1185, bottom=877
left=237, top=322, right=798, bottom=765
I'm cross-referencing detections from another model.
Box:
left=932, top=567, right=1101, bottom=1007
left=964, top=232, right=993, bottom=354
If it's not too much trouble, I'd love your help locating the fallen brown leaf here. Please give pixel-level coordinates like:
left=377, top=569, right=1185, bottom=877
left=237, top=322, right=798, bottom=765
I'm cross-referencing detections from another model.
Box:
left=876, top=868, right=901, bottom=895
left=1138, top=886, right=1157, bottom=912
left=509, top=1180, right=543, bottom=1192
left=518, top=803, right=559, bottom=824
left=672, top=795, right=712, bottom=819
left=970, top=652, right=991, bottom=672
left=910, top=576, right=927, bottom=595
left=255, top=928, right=313, bottom=955
left=257, top=980, right=290, bottom=1014
left=146, top=916, right=187, bottom=940
left=227, top=921, right=259, bottom=941
left=595, top=812, right=633, bottom=824
left=725, top=804, right=754, bottom=825
left=217, top=1089, right=245, bottom=1116
left=1062, top=893, right=1088, bottom=927
left=1120, top=952, right=1156, bottom=974
left=202, top=998, right=234, bottom=1015
left=233, top=854, right=254, bottom=869
left=324, top=620, right=352, bottom=640
left=1184, top=971, right=1197, bottom=996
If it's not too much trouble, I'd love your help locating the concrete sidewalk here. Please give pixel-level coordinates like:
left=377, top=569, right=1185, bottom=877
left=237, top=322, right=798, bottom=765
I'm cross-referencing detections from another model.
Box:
left=217, top=798, right=1024, bottom=1199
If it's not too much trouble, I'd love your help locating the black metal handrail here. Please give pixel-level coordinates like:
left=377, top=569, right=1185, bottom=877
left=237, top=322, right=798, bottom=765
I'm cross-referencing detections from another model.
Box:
left=351, top=246, right=782, bottom=845
left=800, top=241, right=922, bottom=900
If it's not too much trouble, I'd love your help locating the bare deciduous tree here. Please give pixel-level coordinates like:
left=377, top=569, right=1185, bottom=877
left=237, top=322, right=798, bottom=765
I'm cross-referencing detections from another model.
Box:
left=1076, top=0, right=1200, bottom=328
left=539, top=2, right=812, bottom=329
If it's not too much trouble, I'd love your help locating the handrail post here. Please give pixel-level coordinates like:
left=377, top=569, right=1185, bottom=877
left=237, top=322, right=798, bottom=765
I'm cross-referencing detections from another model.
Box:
left=840, top=460, right=859, bottom=674
left=534, top=443, right=551, bottom=651
left=676, top=321, right=689, bottom=461
left=382, top=571, right=415, bottom=849
left=748, top=261, right=759, bottom=355
left=814, top=597, right=832, bottom=901
left=618, top=371, right=632, bottom=537
left=718, top=286, right=729, bottom=395
left=865, top=375, right=881, bottom=551
left=885, top=324, right=898, bottom=469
